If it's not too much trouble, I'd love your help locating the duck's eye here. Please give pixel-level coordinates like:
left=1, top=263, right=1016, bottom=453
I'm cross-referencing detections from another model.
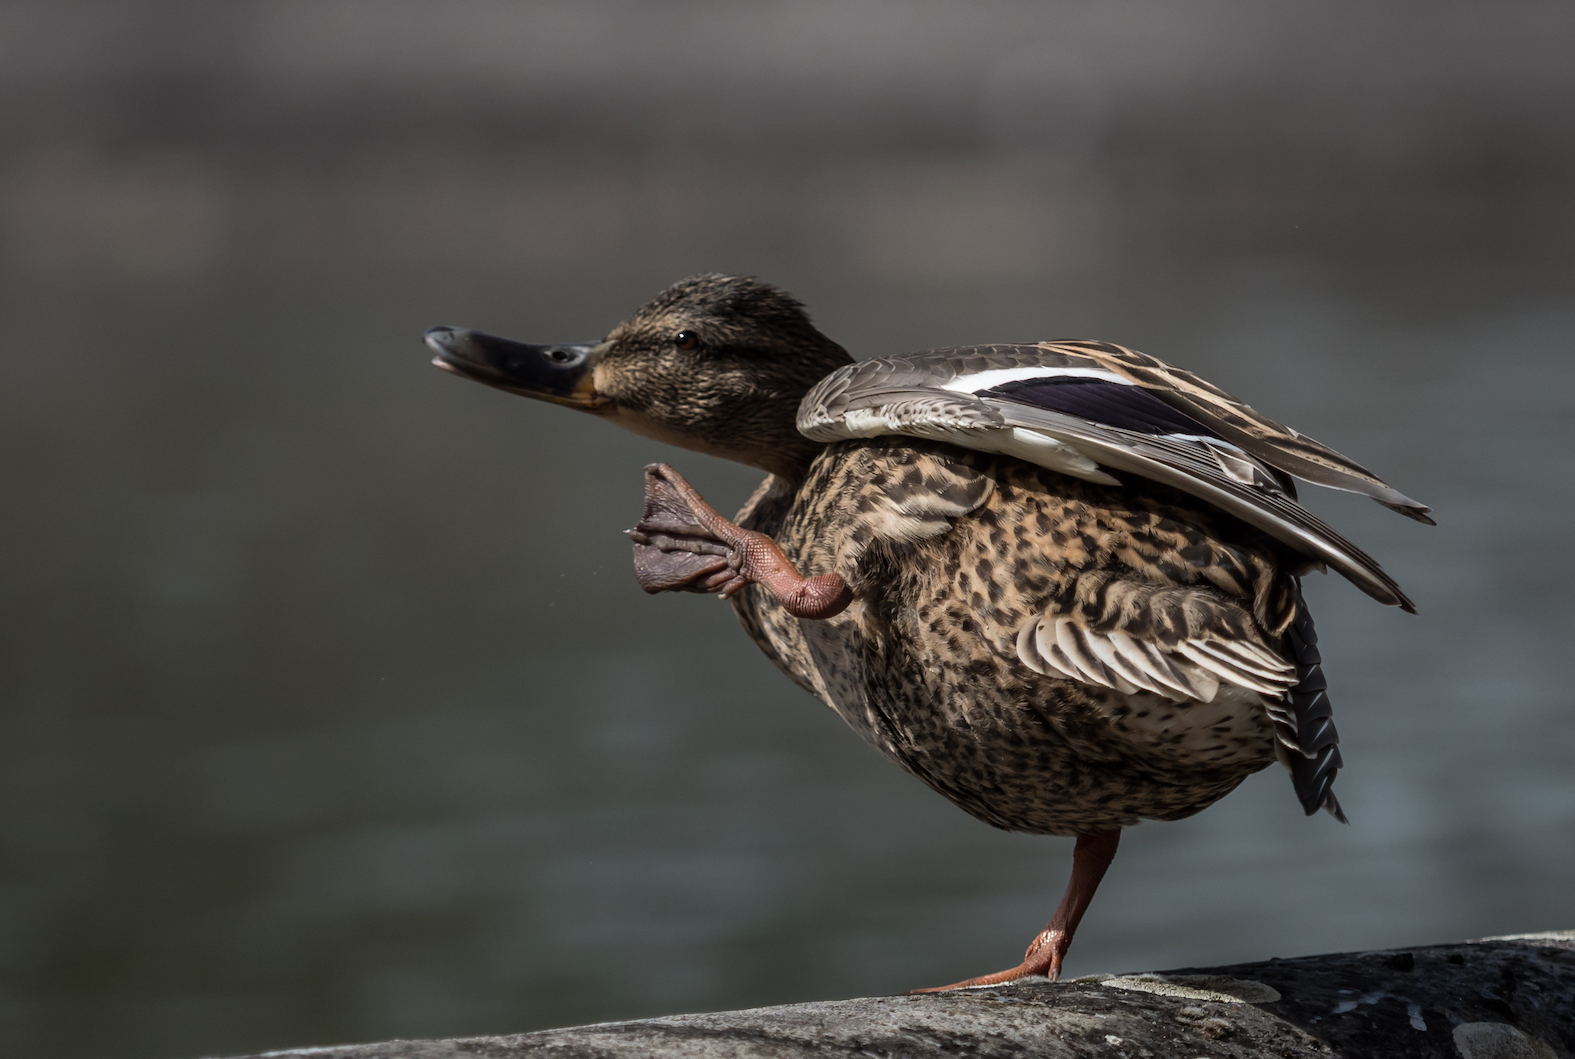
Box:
left=674, top=330, right=700, bottom=351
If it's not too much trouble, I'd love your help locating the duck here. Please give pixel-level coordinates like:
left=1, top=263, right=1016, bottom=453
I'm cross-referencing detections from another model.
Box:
left=424, top=273, right=1431, bottom=990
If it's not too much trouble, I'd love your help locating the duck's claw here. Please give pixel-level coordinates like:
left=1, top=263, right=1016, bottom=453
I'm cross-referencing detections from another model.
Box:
left=627, top=463, right=852, bottom=620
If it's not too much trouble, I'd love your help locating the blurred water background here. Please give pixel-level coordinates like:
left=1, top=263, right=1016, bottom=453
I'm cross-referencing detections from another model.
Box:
left=1, top=3, right=1573, bottom=1057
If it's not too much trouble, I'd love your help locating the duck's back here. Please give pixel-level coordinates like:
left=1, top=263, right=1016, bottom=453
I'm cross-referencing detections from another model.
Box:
left=732, top=436, right=1313, bottom=836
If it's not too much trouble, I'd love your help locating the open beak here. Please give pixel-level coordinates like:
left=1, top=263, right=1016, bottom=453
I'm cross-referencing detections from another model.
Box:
left=425, top=326, right=610, bottom=410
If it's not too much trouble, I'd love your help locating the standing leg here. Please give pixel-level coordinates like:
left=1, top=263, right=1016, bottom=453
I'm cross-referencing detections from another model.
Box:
left=914, top=829, right=1121, bottom=992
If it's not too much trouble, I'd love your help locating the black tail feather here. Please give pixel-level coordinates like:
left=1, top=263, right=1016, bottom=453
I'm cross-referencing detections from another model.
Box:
left=1276, top=580, right=1348, bottom=823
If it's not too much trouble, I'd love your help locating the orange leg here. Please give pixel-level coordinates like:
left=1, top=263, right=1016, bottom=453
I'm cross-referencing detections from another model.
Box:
left=914, top=829, right=1121, bottom=992
left=629, top=463, right=852, bottom=619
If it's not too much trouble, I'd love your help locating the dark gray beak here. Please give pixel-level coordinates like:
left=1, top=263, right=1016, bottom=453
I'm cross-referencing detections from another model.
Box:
left=425, top=326, right=607, bottom=409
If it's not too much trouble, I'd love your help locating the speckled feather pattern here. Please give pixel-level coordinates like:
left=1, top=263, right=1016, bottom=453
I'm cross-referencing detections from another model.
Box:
left=733, top=438, right=1312, bottom=836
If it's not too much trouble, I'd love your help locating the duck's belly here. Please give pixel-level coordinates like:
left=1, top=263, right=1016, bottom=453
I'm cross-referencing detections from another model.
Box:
left=736, top=581, right=1275, bottom=837
left=864, top=618, right=1276, bottom=835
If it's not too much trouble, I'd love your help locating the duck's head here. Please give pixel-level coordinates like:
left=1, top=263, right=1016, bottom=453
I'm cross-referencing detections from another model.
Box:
left=426, top=274, right=853, bottom=482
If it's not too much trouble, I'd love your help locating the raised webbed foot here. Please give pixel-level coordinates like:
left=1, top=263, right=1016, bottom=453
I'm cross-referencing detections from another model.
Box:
left=626, top=463, right=852, bottom=620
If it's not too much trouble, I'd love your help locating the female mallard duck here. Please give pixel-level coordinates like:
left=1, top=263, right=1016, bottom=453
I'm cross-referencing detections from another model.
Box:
left=425, top=274, right=1431, bottom=989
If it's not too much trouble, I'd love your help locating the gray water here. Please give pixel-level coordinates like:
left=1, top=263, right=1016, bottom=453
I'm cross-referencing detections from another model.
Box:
left=1, top=264, right=1571, bottom=1058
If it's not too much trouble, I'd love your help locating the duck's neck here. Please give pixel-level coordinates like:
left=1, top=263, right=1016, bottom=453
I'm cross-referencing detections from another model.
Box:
left=748, top=436, right=827, bottom=485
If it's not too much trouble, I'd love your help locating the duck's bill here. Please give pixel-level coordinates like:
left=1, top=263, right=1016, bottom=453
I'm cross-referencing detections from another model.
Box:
left=425, top=326, right=609, bottom=410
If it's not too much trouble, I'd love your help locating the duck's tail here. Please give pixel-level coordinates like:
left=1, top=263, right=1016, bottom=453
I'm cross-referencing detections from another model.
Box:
left=1269, top=579, right=1348, bottom=823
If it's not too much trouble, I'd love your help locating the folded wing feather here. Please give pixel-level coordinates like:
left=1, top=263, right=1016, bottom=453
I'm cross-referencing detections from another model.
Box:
left=1056, top=341, right=1433, bottom=524
left=1014, top=574, right=1298, bottom=703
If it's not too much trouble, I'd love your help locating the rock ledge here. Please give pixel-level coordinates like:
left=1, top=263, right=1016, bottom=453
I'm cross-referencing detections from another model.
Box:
left=232, top=932, right=1575, bottom=1059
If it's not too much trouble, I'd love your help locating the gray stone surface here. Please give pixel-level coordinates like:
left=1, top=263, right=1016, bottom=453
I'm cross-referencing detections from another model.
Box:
left=230, top=932, right=1575, bottom=1059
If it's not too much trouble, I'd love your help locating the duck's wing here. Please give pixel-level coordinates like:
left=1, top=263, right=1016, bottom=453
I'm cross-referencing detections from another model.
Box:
left=1063, top=341, right=1433, bottom=524
left=798, top=342, right=1428, bottom=612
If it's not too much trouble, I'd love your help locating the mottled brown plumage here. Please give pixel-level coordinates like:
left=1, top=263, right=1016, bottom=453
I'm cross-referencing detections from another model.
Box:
left=426, top=273, right=1428, bottom=987
left=728, top=438, right=1301, bottom=835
